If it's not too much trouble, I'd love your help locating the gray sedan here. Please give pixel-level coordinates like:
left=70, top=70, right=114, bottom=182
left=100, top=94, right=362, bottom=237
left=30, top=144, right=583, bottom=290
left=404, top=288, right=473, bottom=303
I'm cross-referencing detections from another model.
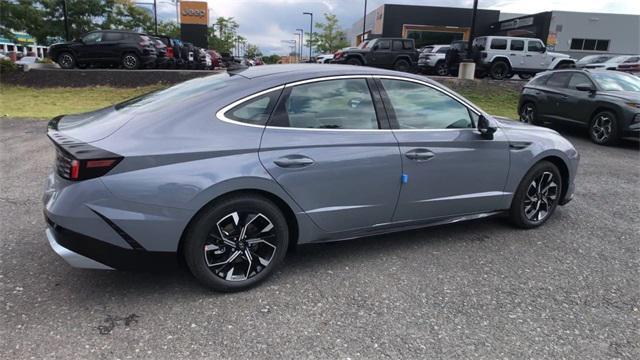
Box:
left=43, top=65, right=579, bottom=291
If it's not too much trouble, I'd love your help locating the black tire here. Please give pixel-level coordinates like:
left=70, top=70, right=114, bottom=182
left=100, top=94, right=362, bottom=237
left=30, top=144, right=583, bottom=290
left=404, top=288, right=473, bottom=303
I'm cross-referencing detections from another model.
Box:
left=518, top=73, right=533, bottom=80
left=183, top=194, right=290, bottom=292
left=57, top=52, right=76, bottom=69
left=509, top=161, right=562, bottom=229
left=434, top=61, right=449, bottom=76
left=346, top=57, right=363, bottom=66
left=589, top=110, right=619, bottom=146
left=394, top=59, right=411, bottom=72
left=519, top=102, right=540, bottom=125
left=121, top=53, right=140, bottom=70
left=489, top=60, right=510, bottom=80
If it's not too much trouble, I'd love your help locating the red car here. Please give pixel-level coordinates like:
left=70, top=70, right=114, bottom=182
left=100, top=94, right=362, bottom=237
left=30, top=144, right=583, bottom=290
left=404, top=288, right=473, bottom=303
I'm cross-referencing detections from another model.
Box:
left=617, top=55, right=640, bottom=76
left=206, top=50, right=221, bottom=69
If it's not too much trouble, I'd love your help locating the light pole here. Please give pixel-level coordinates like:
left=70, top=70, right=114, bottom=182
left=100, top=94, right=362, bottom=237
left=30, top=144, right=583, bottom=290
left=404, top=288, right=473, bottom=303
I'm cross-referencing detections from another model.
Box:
left=467, top=0, right=479, bottom=59
left=296, top=29, right=304, bottom=61
left=62, top=0, right=70, bottom=41
left=153, top=0, right=158, bottom=35
left=361, top=0, right=367, bottom=44
left=303, top=12, right=313, bottom=61
left=293, top=32, right=302, bottom=62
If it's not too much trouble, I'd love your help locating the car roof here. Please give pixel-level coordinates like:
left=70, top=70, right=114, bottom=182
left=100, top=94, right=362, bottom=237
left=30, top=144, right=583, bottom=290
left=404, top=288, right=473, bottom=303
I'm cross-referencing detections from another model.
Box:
left=230, top=64, right=437, bottom=82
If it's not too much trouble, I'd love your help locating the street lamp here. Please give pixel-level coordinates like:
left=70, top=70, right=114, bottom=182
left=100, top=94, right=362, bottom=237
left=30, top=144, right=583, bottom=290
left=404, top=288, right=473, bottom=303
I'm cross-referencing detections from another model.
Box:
left=361, top=0, right=367, bottom=45
left=296, top=29, right=304, bottom=61
left=293, top=32, right=302, bottom=62
left=303, top=12, right=313, bottom=61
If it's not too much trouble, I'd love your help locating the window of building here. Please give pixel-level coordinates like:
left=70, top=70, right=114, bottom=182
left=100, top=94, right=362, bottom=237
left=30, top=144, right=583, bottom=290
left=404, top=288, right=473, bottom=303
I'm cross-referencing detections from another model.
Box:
left=271, top=79, right=378, bottom=130
left=380, top=79, right=473, bottom=130
left=490, top=38, right=508, bottom=50
left=406, top=30, right=463, bottom=48
left=510, top=40, right=524, bottom=51
left=570, top=38, right=610, bottom=51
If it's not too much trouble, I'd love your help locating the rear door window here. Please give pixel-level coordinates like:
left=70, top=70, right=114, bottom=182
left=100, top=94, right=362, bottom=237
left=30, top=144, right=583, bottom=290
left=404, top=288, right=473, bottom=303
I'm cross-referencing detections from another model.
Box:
left=392, top=40, right=403, bottom=51
left=103, top=32, right=124, bottom=41
left=225, top=91, right=281, bottom=126
left=546, top=72, right=571, bottom=88
left=377, top=40, right=390, bottom=50
left=490, top=38, right=507, bottom=50
left=510, top=40, right=524, bottom=51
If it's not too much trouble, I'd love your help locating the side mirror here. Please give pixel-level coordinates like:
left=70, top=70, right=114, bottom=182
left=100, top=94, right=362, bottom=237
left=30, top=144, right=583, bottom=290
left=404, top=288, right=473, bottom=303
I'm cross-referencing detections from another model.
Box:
left=575, top=83, right=595, bottom=92
left=478, top=115, right=497, bottom=139
left=372, top=44, right=379, bottom=51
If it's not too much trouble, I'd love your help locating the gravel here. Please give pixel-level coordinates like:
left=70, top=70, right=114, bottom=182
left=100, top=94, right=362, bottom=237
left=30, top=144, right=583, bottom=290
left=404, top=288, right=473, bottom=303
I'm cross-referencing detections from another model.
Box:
left=1, top=119, right=638, bottom=359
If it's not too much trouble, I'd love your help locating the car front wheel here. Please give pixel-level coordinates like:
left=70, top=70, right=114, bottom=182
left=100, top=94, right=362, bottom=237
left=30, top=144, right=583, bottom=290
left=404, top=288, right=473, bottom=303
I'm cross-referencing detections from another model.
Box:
left=509, top=161, right=562, bottom=229
left=589, top=111, right=619, bottom=146
left=435, top=61, right=449, bottom=76
left=394, top=59, right=411, bottom=72
left=57, top=52, right=76, bottom=69
left=183, top=195, right=289, bottom=292
left=346, top=57, right=363, bottom=66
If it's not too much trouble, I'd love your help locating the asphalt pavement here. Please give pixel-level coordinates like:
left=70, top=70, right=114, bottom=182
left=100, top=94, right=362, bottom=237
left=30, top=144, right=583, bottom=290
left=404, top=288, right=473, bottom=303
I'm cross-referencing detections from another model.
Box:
left=1, top=119, right=638, bottom=359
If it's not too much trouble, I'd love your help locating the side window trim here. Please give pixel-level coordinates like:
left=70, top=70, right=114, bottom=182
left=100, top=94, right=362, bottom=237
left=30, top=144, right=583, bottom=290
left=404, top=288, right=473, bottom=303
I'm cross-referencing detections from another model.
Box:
left=217, top=86, right=285, bottom=128
left=374, top=76, right=479, bottom=130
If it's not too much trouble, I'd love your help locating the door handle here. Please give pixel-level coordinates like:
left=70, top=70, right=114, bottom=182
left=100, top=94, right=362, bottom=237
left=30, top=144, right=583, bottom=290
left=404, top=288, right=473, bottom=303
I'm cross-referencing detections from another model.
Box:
left=560, top=95, right=568, bottom=101
left=405, top=148, right=435, bottom=161
left=273, top=155, right=315, bottom=168
left=525, top=54, right=533, bottom=57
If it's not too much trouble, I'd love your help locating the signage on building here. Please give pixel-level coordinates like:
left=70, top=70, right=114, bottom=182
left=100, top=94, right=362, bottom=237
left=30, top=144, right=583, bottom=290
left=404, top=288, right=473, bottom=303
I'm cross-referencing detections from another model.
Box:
left=180, top=1, right=209, bottom=26
left=500, top=16, right=534, bottom=30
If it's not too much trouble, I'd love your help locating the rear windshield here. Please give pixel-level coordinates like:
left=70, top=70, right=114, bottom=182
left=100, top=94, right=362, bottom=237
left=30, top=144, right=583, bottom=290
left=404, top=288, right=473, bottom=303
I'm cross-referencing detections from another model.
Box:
left=114, top=73, right=243, bottom=113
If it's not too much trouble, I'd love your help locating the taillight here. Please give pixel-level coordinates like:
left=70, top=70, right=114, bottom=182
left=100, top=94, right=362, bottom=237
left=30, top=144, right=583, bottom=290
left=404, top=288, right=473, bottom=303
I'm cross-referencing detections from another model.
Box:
left=334, top=51, right=343, bottom=60
left=50, top=131, right=122, bottom=181
left=167, top=47, right=174, bottom=58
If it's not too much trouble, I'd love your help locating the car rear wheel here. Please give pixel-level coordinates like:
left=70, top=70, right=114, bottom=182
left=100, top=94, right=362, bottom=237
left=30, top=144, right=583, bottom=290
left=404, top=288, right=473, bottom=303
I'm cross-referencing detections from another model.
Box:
left=509, top=161, right=562, bottom=229
left=519, top=102, right=540, bottom=125
left=489, top=60, right=510, bottom=80
left=346, top=57, right=363, bottom=66
left=394, top=59, right=411, bottom=72
left=434, top=61, right=449, bottom=76
left=122, top=53, right=140, bottom=70
left=589, top=111, right=619, bottom=146
left=57, top=52, right=76, bottom=69
left=518, top=73, right=533, bottom=80
left=183, top=195, right=289, bottom=292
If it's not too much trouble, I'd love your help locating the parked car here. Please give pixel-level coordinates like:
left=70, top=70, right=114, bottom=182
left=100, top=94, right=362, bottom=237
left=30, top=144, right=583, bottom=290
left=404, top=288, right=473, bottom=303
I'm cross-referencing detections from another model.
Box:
left=575, top=54, right=617, bottom=68
left=150, top=37, right=168, bottom=68
left=333, top=38, right=419, bottom=72
left=444, top=40, right=468, bottom=76
left=44, top=64, right=578, bottom=291
left=472, top=36, right=575, bottom=80
left=582, top=55, right=640, bottom=70
left=417, top=44, right=450, bottom=76
left=316, top=54, right=334, bottom=63
left=49, top=30, right=157, bottom=70
left=253, top=57, right=264, bottom=66
left=518, top=69, right=640, bottom=145
left=206, top=50, right=222, bottom=68
left=616, top=56, right=640, bottom=75
left=155, top=35, right=181, bottom=68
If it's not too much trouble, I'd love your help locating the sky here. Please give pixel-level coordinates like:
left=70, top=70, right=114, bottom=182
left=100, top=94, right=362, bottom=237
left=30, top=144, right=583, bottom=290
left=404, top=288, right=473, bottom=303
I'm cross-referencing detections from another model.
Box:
left=154, top=0, right=640, bottom=55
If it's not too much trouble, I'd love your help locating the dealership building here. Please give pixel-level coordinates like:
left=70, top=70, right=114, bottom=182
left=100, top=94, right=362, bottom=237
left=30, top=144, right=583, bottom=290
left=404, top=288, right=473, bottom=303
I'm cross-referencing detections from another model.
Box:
left=349, top=5, right=640, bottom=58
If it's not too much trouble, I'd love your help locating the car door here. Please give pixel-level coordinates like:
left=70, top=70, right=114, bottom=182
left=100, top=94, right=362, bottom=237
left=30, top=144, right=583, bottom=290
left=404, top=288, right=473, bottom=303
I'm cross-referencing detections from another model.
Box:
left=537, top=72, right=571, bottom=122
left=508, top=39, right=525, bottom=70
left=376, top=77, right=510, bottom=222
left=76, top=32, right=103, bottom=62
left=100, top=32, right=125, bottom=61
left=523, top=39, right=548, bottom=70
left=558, top=72, right=596, bottom=126
left=259, top=77, right=402, bottom=233
left=369, top=39, right=393, bottom=67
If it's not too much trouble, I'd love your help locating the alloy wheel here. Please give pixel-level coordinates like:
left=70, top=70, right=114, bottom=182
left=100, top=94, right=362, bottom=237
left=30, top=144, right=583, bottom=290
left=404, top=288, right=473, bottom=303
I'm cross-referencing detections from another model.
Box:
left=59, top=54, right=73, bottom=68
left=436, top=63, right=448, bottom=76
left=204, top=211, right=277, bottom=282
left=523, top=171, right=558, bottom=222
left=520, top=104, right=535, bottom=123
left=591, top=114, right=612, bottom=143
left=123, top=55, right=138, bottom=69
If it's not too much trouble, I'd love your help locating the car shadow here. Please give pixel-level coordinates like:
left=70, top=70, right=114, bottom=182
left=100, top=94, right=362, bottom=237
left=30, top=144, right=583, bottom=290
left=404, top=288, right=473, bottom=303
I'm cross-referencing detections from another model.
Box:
left=544, top=122, right=639, bottom=150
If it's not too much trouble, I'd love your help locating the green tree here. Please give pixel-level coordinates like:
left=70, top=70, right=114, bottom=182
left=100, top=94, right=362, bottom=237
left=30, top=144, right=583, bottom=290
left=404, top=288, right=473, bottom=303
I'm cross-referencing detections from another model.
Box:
left=103, top=0, right=154, bottom=33
left=262, top=54, right=281, bottom=64
left=245, top=43, right=261, bottom=59
left=209, top=16, right=238, bottom=53
left=157, top=21, right=180, bottom=38
left=0, top=0, right=45, bottom=43
left=306, top=13, right=349, bottom=54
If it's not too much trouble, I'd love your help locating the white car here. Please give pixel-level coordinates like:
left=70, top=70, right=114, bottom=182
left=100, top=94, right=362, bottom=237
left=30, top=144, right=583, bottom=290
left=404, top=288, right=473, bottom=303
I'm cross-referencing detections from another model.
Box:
left=575, top=54, right=616, bottom=68
left=473, top=36, right=575, bottom=80
left=417, top=44, right=450, bottom=76
left=583, top=55, right=640, bottom=70
left=316, top=54, right=334, bottom=63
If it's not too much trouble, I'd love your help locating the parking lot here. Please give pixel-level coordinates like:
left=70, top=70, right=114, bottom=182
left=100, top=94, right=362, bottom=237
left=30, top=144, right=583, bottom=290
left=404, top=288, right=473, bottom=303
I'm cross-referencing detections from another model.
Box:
left=0, top=118, right=638, bottom=359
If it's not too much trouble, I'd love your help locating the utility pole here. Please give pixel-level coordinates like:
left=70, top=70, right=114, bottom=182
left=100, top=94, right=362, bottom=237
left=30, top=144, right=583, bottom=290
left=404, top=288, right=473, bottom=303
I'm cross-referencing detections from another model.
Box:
left=303, top=12, right=313, bottom=61
left=62, top=0, right=70, bottom=41
left=467, top=0, right=478, bottom=59
left=153, top=0, right=158, bottom=35
left=361, top=0, right=367, bottom=44
left=294, top=32, right=302, bottom=62
left=296, top=29, right=304, bottom=61
left=175, top=0, right=180, bottom=25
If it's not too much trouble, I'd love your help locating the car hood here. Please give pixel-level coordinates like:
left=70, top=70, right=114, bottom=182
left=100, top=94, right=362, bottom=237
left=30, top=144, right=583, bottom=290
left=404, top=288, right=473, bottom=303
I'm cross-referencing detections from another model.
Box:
left=598, top=90, right=640, bottom=101
left=494, top=116, right=559, bottom=133
left=547, top=52, right=570, bottom=59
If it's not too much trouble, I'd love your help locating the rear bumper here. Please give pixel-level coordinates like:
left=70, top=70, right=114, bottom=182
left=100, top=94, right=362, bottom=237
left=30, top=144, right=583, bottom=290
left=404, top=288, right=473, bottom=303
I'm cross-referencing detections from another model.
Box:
left=45, top=214, right=177, bottom=271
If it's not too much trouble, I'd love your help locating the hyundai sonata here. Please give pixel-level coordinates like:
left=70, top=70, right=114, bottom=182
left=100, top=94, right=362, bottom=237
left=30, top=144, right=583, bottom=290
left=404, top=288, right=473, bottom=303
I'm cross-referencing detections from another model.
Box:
left=44, top=65, right=579, bottom=291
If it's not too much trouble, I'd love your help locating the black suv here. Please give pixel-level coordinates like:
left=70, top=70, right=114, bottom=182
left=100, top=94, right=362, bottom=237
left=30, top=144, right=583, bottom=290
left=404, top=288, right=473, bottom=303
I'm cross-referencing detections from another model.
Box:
left=333, top=38, right=418, bottom=72
left=49, top=30, right=157, bottom=70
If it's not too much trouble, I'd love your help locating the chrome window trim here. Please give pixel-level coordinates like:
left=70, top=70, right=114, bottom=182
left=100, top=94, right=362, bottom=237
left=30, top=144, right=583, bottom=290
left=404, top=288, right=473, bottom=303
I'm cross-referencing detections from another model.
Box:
left=216, top=74, right=486, bottom=133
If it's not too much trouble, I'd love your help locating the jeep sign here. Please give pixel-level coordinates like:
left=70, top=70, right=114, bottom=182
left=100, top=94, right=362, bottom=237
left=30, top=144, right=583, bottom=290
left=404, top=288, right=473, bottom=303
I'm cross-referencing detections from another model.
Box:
left=179, top=1, right=209, bottom=26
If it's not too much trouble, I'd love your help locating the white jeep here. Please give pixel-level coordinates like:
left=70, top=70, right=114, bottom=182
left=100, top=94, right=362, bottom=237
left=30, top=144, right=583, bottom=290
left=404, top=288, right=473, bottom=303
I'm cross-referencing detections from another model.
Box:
left=473, top=36, right=575, bottom=80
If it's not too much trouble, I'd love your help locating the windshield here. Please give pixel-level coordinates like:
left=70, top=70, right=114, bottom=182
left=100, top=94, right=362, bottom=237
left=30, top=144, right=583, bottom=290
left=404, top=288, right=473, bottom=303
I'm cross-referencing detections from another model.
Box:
left=421, top=46, right=434, bottom=53
left=578, top=55, right=615, bottom=64
left=591, top=72, right=640, bottom=91
left=608, top=56, right=630, bottom=64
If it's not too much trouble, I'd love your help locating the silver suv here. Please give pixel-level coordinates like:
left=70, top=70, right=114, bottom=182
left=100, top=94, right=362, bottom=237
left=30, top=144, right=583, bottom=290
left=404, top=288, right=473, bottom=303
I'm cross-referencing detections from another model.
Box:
left=473, top=36, right=575, bottom=80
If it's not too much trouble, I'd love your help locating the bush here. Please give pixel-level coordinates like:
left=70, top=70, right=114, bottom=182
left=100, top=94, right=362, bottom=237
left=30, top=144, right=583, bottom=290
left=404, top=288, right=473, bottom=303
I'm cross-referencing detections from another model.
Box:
left=0, top=59, right=17, bottom=73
